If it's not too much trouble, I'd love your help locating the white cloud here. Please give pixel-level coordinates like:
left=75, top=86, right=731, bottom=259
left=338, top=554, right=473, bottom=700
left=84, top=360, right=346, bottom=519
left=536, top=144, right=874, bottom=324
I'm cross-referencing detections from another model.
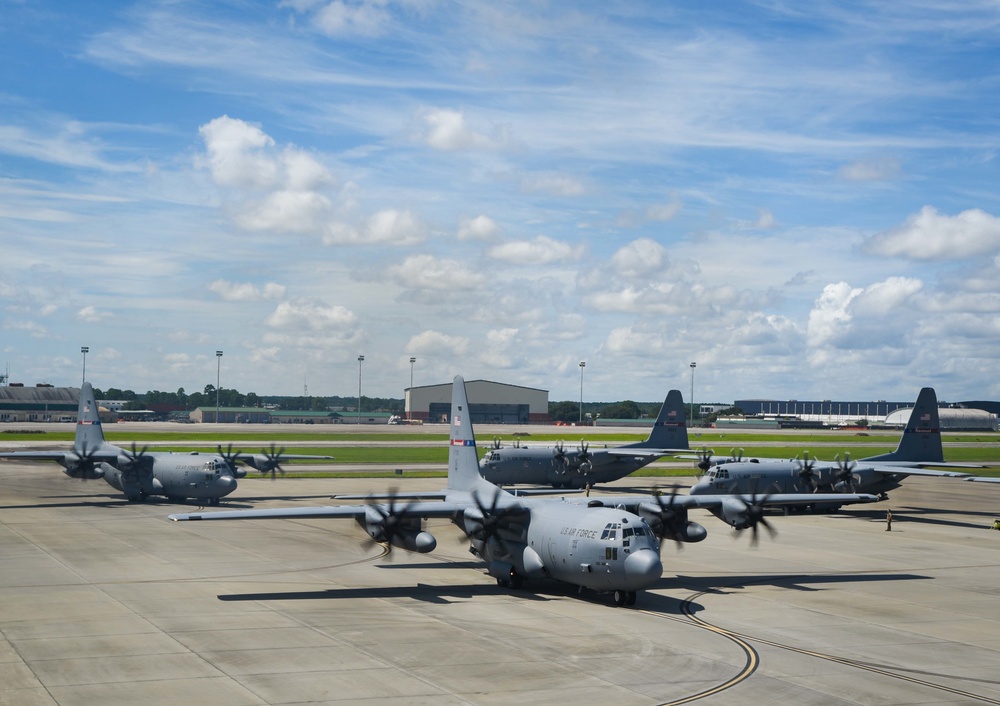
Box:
left=312, top=0, right=393, bottom=38
left=386, top=254, right=486, bottom=291
left=488, top=235, right=584, bottom=264
left=199, top=116, right=278, bottom=189
left=838, top=157, right=901, bottom=182
left=406, top=330, right=470, bottom=356
left=209, top=280, right=287, bottom=301
left=365, top=209, right=427, bottom=245
left=753, top=209, right=777, bottom=229
left=421, top=108, right=510, bottom=151
left=265, top=299, right=357, bottom=331
left=645, top=195, right=682, bottom=222
left=458, top=215, right=500, bottom=241
left=5, top=319, right=48, bottom=338
left=852, top=276, right=923, bottom=316
left=863, top=206, right=1000, bottom=260
left=610, top=238, right=668, bottom=278
left=806, top=281, right=862, bottom=347
left=76, top=305, right=112, bottom=322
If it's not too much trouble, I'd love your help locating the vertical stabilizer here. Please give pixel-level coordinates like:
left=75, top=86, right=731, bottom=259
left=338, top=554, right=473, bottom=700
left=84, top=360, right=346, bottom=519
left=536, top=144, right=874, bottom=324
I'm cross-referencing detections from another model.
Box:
left=641, top=389, right=690, bottom=450
left=74, top=382, right=107, bottom=452
left=864, top=387, right=944, bottom=463
left=446, top=376, right=484, bottom=491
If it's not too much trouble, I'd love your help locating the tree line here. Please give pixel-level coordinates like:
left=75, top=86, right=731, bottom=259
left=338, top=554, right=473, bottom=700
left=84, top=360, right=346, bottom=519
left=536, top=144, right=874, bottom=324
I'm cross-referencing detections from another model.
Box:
left=92, top=385, right=679, bottom=420
left=91, top=386, right=404, bottom=414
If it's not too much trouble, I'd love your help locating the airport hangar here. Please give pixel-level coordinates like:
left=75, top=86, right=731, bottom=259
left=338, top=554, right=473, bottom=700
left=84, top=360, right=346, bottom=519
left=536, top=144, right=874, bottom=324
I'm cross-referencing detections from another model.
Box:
left=406, top=379, right=549, bottom=424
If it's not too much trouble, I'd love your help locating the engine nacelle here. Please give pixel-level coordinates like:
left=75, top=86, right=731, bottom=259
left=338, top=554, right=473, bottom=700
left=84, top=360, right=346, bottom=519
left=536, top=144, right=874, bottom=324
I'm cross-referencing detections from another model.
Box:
left=63, top=466, right=105, bottom=480
left=665, top=521, right=708, bottom=543
left=388, top=528, right=437, bottom=553
left=719, top=497, right=755, bottom=529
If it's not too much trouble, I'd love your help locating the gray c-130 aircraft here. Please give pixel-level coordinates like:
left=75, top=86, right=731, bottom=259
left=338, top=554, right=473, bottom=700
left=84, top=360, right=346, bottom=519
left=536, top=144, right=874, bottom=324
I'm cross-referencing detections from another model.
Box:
left=0, top=382, right=331, bottom=504
left=689, top=387, right=977, bottom=504
left=479, top=389, right=690, bottom=488
left=169, top=376, right=877, bottom=606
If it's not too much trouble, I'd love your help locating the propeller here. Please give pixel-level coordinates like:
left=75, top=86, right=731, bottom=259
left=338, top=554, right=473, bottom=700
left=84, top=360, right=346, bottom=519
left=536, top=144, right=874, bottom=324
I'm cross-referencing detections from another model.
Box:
left=216, top=443, right=243, bottom=473
left=729, top=447, right=744, bottom=463
left=576, top=440, right=592, bottom=474
left=68, top=440, right=102, bottom=480
left=552, top=441, right=569, bottom=474
left=492, top=437, right=502, bottom=450
left=119, top=442, right=151, bottom=485
left=735, top=481, right=777, bottom=546
left=696, top=447, right=715, bottom=472
left=834, top=453, right=857, bottom=492
left=463, top=486, right=520, bottom=557
left=362, top=489, right=415, bottom=552
left=795, top=451, right=819, bottom=491
left=259, top=442, right=287, bottom=480
left=647, top=485, right=690, bottom=549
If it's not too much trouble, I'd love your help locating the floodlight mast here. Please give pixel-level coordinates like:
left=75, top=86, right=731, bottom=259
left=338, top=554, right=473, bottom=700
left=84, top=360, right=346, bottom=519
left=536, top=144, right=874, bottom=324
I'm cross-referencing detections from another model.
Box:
left=357, top=355, right=365, bottom=424
left=216, top=351, right=223, bottom=423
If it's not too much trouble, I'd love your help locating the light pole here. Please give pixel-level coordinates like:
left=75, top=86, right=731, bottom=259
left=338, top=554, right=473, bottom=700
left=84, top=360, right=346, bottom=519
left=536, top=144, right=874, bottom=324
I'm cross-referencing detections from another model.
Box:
left=578, top=361, right=586, bottom=424
left=80, top=346, right=89, bottom=386
left=689, top=361, right=696, bottom=425
left=216, top=350, right=223, bottom=424
left=408, top=357, right=416, bottom=420
left=357, top=355, right=365, bottom=425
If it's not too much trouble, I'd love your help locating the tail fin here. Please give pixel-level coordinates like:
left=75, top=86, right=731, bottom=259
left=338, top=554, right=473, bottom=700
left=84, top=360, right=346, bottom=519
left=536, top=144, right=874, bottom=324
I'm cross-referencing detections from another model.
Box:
left=865, top=387, right=944, bottom=463
left=640, top=389, right=690, bottom=450
left=74, top=382, right=107, bottom=452
left=446, top=376, right=483, bottom=492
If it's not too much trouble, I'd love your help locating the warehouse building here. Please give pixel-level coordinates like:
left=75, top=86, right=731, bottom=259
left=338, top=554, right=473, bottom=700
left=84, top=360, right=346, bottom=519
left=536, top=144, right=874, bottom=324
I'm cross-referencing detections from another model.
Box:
left=885, top=406, right=998, bottom=432
left=406, top=380, right=549, bottom=424
left=0, top=384, right=78, bottom=422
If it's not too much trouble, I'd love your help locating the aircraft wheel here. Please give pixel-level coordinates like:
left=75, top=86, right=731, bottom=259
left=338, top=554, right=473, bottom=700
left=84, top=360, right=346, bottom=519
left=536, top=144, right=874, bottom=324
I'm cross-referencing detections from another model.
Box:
left=626, top=591, right=637, bottom=607
left=209, top=497, right=220, bottom=506
left=496, top=577, right=509, bottom=588
left=509, top=572, right=523, bottom=590
left=613, top=590, right=628, bottom=607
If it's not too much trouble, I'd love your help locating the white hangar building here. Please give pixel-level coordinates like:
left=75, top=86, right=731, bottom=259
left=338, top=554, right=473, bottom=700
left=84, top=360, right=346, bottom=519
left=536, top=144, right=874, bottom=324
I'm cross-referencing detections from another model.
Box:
left=885, top=406, right=998, bottom=432
left=406, top=380, right=549, bottom=424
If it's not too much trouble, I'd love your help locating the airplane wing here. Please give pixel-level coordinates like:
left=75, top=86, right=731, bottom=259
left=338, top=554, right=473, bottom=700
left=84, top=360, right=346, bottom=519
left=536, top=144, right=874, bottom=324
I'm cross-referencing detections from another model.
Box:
left=577, top=491, right=879, bottom=512
left=234, top=452, right=334, bottom=463
left=604, top=447, right=692, bottom=458
left=0, top=450, right=76, bottom=462
left=169, top=500, right=467, bottom=522
left=966, top=476, right=1000, bottom=483
left=333, top=487, right=582, bottom=501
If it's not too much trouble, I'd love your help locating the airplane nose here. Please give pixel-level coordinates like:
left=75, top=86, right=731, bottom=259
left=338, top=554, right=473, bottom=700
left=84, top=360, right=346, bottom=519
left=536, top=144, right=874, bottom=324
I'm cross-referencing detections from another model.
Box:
left=219, top=475, right=238, bottom=494
left=623, top=549, right=662, bottom=589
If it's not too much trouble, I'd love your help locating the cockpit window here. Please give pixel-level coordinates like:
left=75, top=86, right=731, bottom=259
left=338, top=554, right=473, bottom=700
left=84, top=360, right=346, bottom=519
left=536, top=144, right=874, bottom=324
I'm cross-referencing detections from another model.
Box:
left=600, top=522, right=621, bottom=540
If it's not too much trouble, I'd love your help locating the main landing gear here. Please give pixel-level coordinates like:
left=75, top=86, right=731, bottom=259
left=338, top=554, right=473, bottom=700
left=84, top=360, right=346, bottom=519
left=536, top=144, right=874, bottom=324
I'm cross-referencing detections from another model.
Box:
left=613, top=590, right=637, bottom=607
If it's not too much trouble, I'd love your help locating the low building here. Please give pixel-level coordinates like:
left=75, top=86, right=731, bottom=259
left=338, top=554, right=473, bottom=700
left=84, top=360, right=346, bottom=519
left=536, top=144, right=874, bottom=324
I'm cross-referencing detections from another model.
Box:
left=407, top=380, right=548, bottom=424
left=0, top=384, right=78, bottom=423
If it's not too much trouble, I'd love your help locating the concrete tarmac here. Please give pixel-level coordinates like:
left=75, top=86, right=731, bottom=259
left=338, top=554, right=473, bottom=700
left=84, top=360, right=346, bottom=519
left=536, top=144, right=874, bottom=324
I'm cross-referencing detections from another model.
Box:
left=1, top=465, right=999, bottom=705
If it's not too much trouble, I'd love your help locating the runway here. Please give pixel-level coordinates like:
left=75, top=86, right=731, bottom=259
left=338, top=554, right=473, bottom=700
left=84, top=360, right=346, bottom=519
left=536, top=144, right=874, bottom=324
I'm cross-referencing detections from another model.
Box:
left=1, top=464, right=999, bottom=705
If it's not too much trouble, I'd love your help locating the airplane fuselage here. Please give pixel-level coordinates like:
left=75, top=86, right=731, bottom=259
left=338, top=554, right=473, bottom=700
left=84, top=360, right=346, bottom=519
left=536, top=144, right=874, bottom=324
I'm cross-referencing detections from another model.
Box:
left=472, top=500, right=663, bottom=594
left=691, top=462, right=903, bottom=501
left=479, top=447, right=652, bottom=488
left=97, top=452, right=238, bottom=503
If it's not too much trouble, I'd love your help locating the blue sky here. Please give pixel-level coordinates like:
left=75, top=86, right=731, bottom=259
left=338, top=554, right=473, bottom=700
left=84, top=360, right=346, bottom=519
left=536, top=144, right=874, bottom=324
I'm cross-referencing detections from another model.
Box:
left=3, top=1, right=1000, bottom=404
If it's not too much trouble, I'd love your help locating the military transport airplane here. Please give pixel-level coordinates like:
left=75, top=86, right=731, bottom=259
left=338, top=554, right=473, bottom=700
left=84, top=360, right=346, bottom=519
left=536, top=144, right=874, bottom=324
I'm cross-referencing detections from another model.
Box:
left=479, top=389, right=689, bottom=488
left=169, top=376, right=877, bottom=607
left=0, top=383, right=331, bottom=504
left=689, top=387, right=976, bottom=505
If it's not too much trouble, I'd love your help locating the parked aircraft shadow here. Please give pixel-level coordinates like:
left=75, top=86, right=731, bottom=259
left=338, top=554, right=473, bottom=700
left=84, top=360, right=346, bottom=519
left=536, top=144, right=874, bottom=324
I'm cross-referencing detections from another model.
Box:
left=834, top=506, right=995, bottom=531
left=218, top=581, right=554, bottom=605
left=659, top=571, right=930, bottom=599
left=0, top=492, right=339, bottom=511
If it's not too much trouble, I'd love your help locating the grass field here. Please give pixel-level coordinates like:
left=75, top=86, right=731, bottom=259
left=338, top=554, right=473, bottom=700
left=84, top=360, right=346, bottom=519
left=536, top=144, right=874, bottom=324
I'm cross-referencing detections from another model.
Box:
left=4, top=427, right=999, bottom=477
